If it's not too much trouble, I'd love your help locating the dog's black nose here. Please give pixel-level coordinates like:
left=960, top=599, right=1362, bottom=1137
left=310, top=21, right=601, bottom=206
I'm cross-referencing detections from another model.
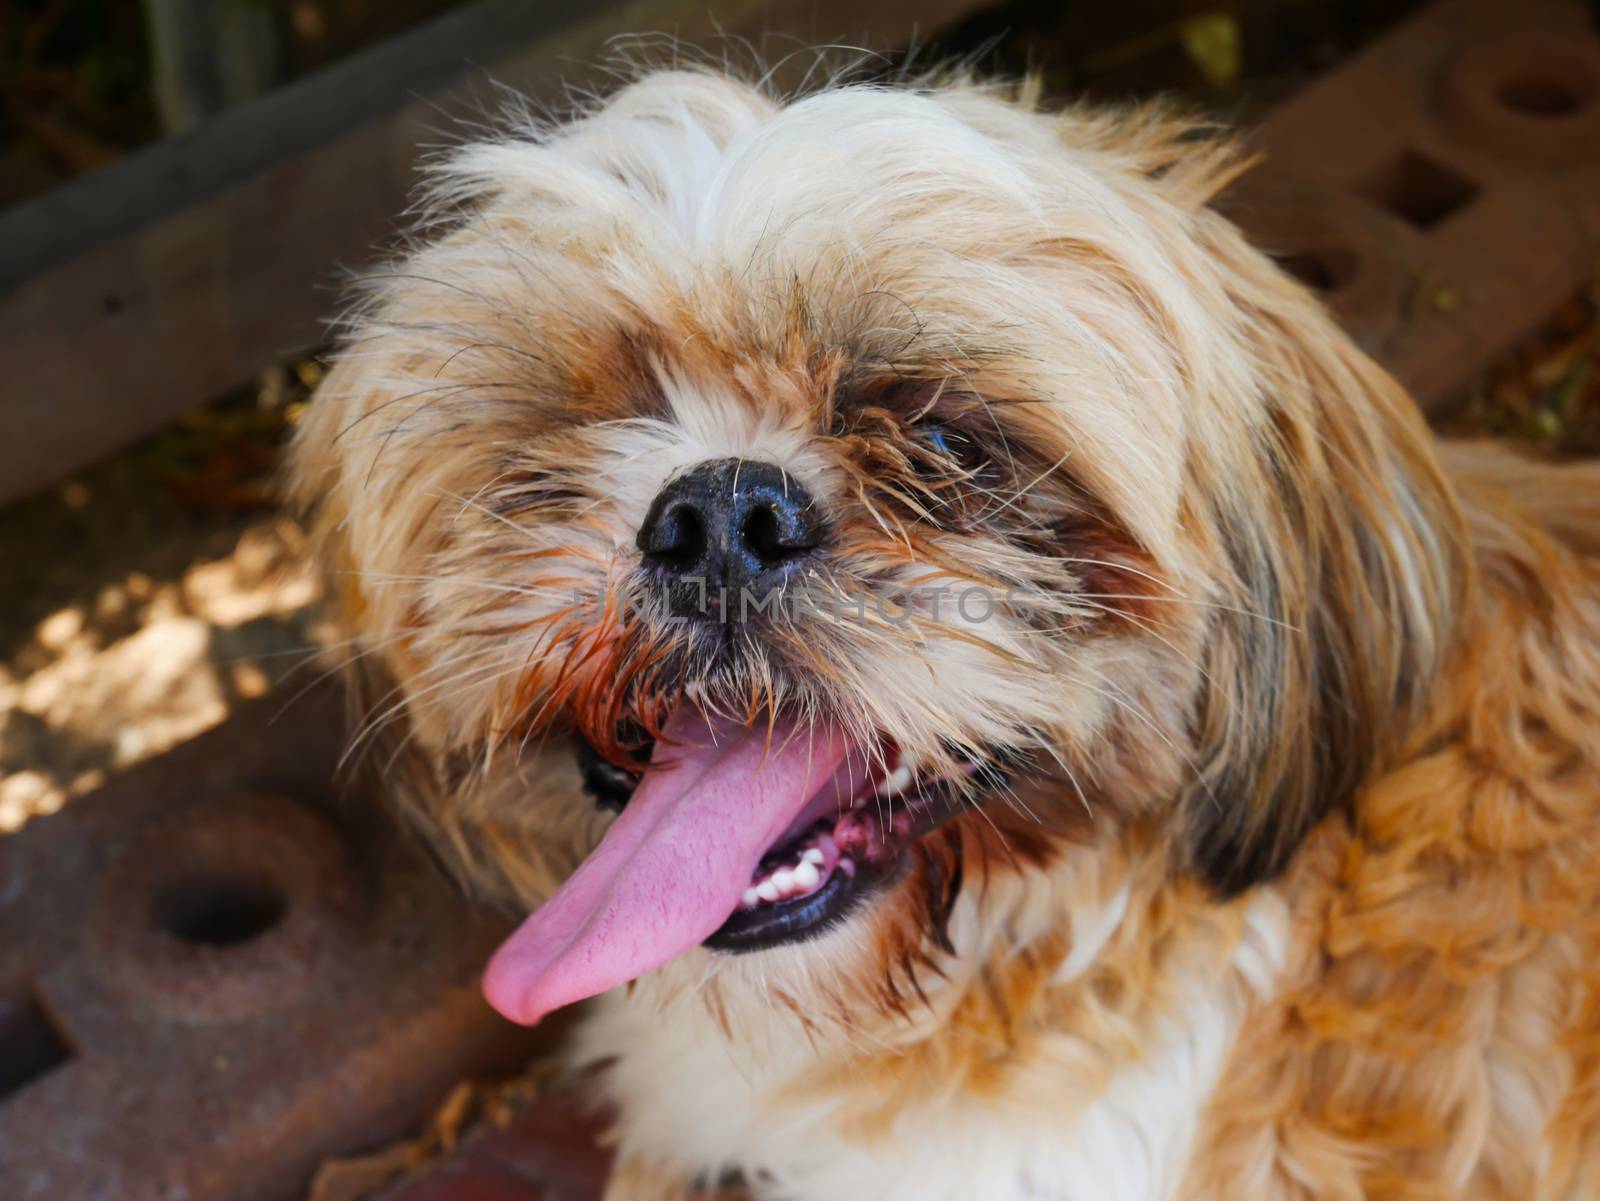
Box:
left=638, top=458, right=823, bottom=600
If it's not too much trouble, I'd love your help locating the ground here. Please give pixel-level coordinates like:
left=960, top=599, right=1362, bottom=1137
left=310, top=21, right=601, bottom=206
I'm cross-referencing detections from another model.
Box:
left=0, top=364, right=323, bottom=833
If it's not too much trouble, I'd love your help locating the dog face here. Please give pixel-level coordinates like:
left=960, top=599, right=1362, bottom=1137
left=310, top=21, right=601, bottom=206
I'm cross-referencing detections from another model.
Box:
left=291, top=71, right=1464, bottom=1027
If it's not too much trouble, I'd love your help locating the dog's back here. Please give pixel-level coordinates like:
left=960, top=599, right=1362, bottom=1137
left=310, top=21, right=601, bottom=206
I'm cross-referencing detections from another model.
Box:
left=1442, top=440, right=1600, bottom=560
left=1184, top=434, right=1600, bottom=1201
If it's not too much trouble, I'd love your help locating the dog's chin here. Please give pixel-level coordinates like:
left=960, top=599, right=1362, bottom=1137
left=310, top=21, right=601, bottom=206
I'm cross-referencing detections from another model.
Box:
left=579, top=724, right=975, bottom=955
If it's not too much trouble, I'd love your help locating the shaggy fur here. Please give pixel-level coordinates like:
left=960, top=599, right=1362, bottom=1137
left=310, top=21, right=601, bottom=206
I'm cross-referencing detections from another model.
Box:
left=289, top=67, right=1600, bottom=1200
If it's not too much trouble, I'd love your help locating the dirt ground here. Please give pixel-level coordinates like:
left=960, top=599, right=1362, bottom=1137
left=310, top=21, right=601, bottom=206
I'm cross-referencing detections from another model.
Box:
left=0, top=364, right=327, bottom=833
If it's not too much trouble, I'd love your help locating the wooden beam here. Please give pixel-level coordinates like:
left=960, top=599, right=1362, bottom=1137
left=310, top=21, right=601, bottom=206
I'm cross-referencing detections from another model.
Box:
left=0, top=0, right=989, bottom=507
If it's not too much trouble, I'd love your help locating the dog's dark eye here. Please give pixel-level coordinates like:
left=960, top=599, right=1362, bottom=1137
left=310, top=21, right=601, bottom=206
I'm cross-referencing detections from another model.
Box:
left=917, top=422, right=987, bottom=475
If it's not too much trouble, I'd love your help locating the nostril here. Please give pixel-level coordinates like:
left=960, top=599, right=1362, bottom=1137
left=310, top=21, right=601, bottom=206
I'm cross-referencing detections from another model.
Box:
left=742, top=505, right=785, bottom=566
left=742, top=502, right=819, bottom=568
left=643, top=501, right=707, bottom=569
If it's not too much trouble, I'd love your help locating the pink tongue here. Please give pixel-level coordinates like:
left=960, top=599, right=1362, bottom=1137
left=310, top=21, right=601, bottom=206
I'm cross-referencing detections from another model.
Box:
left=482, top=707, right=852, bottom=1025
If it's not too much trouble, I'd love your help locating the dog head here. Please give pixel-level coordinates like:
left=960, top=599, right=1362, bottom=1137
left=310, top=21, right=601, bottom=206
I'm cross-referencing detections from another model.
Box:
left=290, top=70, right=1465, bottom=1026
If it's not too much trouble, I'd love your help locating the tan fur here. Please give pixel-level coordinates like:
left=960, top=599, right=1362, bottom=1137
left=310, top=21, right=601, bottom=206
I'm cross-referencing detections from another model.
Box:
left=288, top=67, right=1600, bottom=1199
left=1188, top=453, right=1600, bottom=1201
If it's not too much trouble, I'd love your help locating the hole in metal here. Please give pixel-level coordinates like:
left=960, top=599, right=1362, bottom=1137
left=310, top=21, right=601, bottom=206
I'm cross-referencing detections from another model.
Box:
left=1357, top=149, right=1480, bottom=230
left=1273, top=247, right=1359, bottom=294
left=1498, top=71, right=1593, bottom=118
left=153, top=872, right=286, bottom=947
left=0, top=985, right=73, bottom=1101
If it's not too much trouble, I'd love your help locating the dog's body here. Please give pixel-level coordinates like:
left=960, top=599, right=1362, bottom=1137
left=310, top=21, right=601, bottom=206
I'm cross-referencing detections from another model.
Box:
left=589, top=443, right=1600, bottom=1201
left=290, top=69, right=1600, bottom=1200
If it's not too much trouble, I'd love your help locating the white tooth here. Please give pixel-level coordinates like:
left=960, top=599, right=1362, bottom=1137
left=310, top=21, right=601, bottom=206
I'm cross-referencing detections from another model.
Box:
left=772, top=869, right=795, bottom=894
left=756, top=881, right=780, bottom=903
left=802, top=848, right=825, bottom=866
left=742, top=888, right=760, bottom=908
left=882, top=764, right=913, bottom=797
left=793, top=860, right=820, bottom=890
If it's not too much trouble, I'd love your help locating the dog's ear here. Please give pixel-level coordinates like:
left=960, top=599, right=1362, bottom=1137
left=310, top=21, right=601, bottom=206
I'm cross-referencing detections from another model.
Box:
left=1177, top=228, right=1468, bottom=897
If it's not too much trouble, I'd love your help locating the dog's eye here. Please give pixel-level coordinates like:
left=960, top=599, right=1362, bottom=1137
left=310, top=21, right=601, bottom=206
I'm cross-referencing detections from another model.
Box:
left=917, top=422, right=986, bottom=475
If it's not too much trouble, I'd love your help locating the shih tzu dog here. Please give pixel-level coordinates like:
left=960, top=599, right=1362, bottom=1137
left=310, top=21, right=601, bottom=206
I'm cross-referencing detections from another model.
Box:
left=289, top=67, right=1600, bottom=1201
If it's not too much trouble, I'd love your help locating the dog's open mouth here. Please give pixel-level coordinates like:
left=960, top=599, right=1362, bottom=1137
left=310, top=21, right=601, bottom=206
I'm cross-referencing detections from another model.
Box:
left=706, top=737, right=964, bottom=953
left=585, top=725, right=964, bottom=953
left=481, top=704, right=973, bottom=1025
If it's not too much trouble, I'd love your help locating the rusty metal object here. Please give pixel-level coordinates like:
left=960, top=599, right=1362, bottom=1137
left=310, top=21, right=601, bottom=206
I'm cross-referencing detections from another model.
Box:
left=1229, top=0, right=1600, bottom=412
left=90, top=794, right=360, bottom=1022
left=0, top=679, right=550, bottom=1201
left=375, top=1083, right=615, bottom=1201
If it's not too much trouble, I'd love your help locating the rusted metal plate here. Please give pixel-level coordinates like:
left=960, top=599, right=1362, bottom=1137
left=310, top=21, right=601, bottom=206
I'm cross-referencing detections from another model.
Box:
left=374, top=1084, right=615, bottom=1201
left=0, top=679, right=549, bottom=1201
left=1229, top=0, right=1600, bottom=412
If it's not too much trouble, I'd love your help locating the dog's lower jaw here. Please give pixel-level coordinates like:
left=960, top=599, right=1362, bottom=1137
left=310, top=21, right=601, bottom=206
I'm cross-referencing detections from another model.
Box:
left=575, top=822, right=1295, bottom=1201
